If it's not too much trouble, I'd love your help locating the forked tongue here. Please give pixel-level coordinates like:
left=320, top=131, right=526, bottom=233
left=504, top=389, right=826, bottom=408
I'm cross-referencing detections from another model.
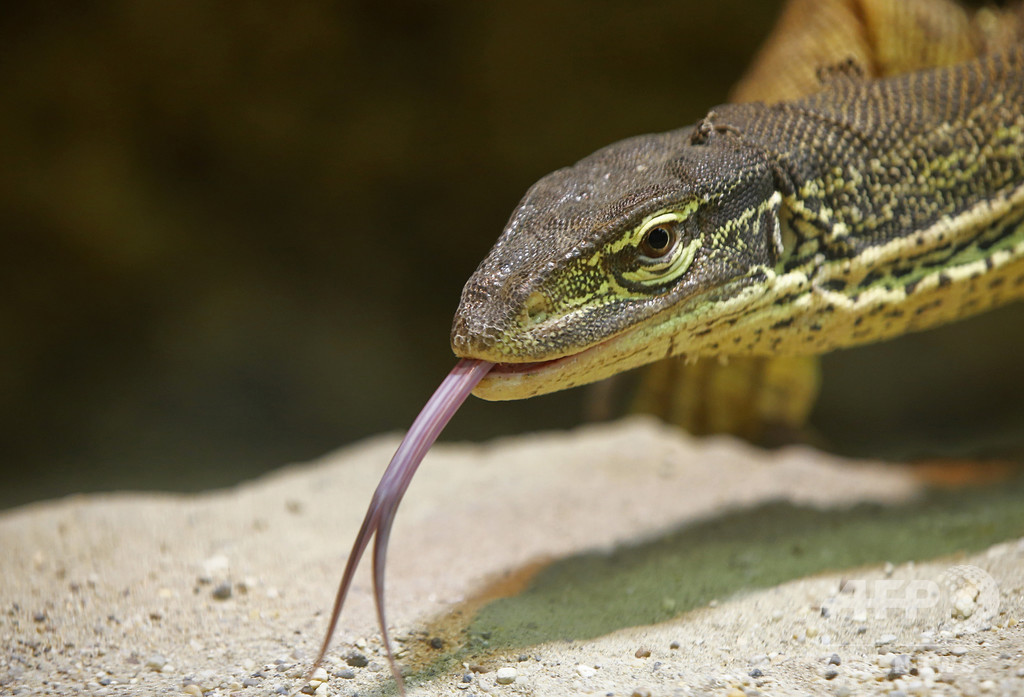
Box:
left=312, top=358, right=494, bottom=694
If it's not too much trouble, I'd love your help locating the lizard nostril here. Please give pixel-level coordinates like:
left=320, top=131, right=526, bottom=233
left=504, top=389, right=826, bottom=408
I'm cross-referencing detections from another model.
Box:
left=522, top=291, right=552, bottom=325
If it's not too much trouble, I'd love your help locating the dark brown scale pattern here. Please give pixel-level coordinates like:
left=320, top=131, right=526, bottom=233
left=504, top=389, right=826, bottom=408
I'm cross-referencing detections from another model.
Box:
left=720, top=46, right=1024, bottom=260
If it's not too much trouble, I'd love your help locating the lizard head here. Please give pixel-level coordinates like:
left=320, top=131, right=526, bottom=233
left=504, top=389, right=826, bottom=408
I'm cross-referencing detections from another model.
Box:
left=451, top=115, right=786, bottom=399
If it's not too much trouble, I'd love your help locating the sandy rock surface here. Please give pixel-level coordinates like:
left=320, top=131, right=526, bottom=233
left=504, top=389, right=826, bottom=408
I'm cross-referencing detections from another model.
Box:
left=2, top=417, right=1022, bottom=696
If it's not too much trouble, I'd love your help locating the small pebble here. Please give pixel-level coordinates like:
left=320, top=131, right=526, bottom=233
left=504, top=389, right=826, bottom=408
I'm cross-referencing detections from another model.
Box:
left=182, top=686, right=203, bottom=697
left=145, top=654, right=167, bottom=671
left=825, top=669, right=839, bottom=680
left=749, top=654, right=770, bottom=667
left=335, top=669, right=355, bottom=680
left=429, top=637, right=444, bottom=650
left=576, top=665, right=597, bottom=678
left=314, top=682, right=330, bottom=696
left=888, top=654, right=911, bottom=679
left=876, top=634, right=897, bottom=647
left=211, top=582, right=232, bottom=600
left=495, top=667, right=517, bottom=684
left=346, top=652, right=369, bottom=667
left=310, top=667, right=328, bottom=683
left=828, top=654, right=842, bottom=666
left=749, top=668, right=764, bottom=678
left=33, top=611, right=46, bottom=623
left=632, top=690, right=652, bottom=697
left=669, top=641, right=680, bottom=650
left=635, top=647, right=651, bottom=659
left=950, top=646, right=968, bottom=657
left=243, top=677, right=260, bottom=687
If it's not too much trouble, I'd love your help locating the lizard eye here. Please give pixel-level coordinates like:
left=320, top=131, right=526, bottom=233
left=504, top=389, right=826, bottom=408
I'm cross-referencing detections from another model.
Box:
left=617, top=211, right=701, bottom=288
left=639, top=223, right=678, bottom=259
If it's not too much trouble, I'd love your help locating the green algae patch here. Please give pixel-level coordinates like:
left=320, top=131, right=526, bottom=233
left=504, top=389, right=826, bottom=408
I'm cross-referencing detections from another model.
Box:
left=462, top=474, right=1024, bottom=652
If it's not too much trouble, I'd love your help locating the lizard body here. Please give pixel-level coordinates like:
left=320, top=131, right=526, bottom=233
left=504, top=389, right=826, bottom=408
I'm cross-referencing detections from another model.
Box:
left=452, top=44, right=1024, bottom=400
left=635, top=0, right=1024, bottom=441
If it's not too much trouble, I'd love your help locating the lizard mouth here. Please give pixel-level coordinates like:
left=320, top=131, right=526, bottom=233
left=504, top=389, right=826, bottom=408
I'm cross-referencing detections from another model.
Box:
left=472, top=333, right=639, bottom=400
left=487, top=353, right=575, bottom=375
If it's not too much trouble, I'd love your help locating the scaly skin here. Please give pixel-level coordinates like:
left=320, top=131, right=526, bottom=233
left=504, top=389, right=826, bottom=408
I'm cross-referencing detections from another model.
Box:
left=451, top=44, right=1024, bottom=400
left=633, top=0, right=1024, bottom=441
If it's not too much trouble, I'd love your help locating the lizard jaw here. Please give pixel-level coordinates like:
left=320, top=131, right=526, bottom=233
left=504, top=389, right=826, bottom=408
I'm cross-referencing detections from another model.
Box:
left=472, top=354, right=597, bottom=400
left=471, top=327, right=665, bottom=400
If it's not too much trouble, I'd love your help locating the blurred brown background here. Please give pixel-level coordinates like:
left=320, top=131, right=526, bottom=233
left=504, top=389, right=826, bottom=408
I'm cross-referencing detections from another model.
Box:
left=2, top=0, right=1022, bottom=509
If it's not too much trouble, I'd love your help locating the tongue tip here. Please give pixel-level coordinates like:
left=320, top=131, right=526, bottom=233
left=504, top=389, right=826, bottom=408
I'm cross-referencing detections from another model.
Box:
left=315, top=358, right=494, bottom=692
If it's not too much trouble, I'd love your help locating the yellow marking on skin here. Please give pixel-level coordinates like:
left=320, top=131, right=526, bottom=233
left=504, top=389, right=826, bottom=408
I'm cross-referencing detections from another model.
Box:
left=839, top=181, right=1024, bottom=276
left=717, top=204, right=759, bottom=238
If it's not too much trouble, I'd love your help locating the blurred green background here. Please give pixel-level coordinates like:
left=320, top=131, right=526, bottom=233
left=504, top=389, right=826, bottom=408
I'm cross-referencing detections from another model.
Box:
left=2, top=0, right=1022, bottom=509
